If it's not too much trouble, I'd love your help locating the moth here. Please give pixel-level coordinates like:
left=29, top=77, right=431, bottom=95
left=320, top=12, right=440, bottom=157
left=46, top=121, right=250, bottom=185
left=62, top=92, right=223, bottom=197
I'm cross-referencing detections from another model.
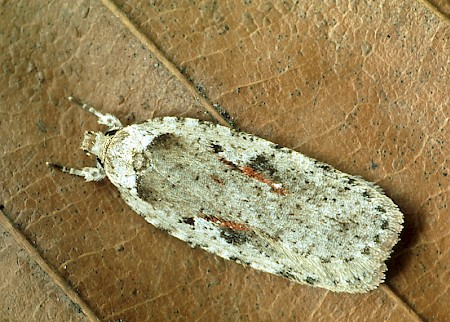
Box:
left=48, top=97, right=403, bottom=293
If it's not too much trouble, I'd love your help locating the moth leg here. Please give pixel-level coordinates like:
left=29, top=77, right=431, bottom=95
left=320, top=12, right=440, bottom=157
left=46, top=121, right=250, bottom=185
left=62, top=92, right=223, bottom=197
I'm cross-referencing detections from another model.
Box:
left=68, top=96, right=123, bottom=131
left=47, top=161, right=106, bottom=182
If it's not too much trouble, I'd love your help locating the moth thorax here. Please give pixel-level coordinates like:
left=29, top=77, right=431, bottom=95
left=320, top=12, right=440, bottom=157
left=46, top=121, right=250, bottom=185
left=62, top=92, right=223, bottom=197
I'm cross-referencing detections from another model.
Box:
left=81, top=131, right=108, bottom=159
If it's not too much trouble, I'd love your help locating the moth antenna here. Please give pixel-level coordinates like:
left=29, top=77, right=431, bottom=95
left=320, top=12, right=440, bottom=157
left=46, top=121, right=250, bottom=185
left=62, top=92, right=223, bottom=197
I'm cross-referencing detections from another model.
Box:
left=46, top=161, right=106, bottom=182
left=68, top=96, right=123, bottom=131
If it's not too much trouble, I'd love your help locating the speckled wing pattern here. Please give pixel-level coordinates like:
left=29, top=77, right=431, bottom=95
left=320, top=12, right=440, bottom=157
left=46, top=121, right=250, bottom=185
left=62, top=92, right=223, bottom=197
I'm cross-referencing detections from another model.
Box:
left=101, top=117, right=403, bottom=293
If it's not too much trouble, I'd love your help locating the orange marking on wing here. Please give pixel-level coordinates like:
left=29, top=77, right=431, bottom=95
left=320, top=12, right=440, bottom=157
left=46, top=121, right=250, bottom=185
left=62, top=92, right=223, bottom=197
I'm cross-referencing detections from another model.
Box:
left=219, top=157, right=238, bottom=169
left=219, top=157, right=287, bottom=195
left=200, top=214, right=250, bottom=231
left=241, top=166, right=288, bottom=195
left=210, top=174, right=224, bottom=185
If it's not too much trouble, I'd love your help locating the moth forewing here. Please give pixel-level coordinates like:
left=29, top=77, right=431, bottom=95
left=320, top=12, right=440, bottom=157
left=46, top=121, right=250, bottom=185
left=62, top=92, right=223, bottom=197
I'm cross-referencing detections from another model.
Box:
left=49, top=99, right=403, bottom=293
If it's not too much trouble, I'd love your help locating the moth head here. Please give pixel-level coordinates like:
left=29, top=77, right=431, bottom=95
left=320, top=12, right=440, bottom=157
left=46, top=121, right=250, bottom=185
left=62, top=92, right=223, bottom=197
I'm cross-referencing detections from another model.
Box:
left=81, top=131, right=108, bottom=160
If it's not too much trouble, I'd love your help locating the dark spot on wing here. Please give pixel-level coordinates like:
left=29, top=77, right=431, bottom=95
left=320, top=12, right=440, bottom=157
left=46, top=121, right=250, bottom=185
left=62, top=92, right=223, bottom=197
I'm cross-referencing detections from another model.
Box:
left=220, top=228, right=248, bottom=245
left=182, top=217, right=195, bottom=226
left=248, top=154, right=279, bottom=179
left=136, top=175, right=160, bottom=203
left=249, top=154, right=271, bottom=172
left=376, top=206, right=386, bottom=213
left=347, top=178, right=356, bottom=185
left=210, top=143, right=223, bottom=153
left=229, top=256, right=239, bottom=261
left=305, top=277, right=317, bottom=285
left=148, top=133, right=179, bottom=150
left=317, top=163, right=332, bottom=171
left=278, top=270, right=295, bottom=280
